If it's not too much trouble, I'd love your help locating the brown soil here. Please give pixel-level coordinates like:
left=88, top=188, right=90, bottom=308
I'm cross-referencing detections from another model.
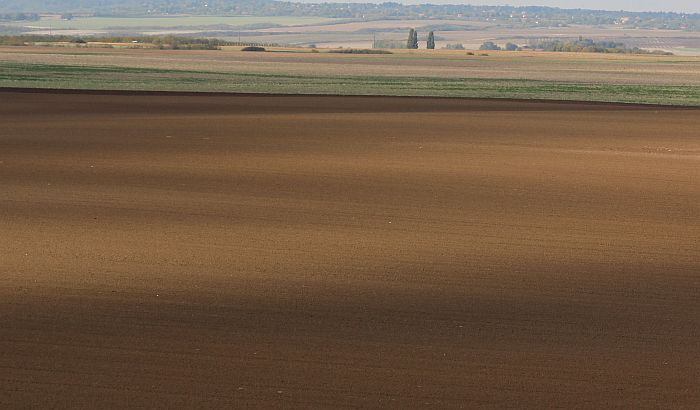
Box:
left=1, top=91, right=699, bottom=408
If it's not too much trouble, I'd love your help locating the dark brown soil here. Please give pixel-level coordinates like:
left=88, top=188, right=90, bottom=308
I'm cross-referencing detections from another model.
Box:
left=1, top=91, right=699, bottom=408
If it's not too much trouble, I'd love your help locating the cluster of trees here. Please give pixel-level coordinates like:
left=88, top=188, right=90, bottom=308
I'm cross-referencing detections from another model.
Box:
left=476, top=38, right=673, bottom=54
left=479, top=41, right=519, bottom=51
left=532, top=38, right=673, bottom=54
left=1, top=13, right=40, bottom=21
left=406, top=29, right=435, bottom=50
left=2, top=1, right=698, bottom=32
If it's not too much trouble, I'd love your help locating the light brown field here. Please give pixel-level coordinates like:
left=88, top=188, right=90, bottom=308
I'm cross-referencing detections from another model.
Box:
left=238, top=20, right=700, bottom=54
left=1, top=91, right=699, bottom=408
left=2, top=46, right=700, bottom=87
left=257, top=19, right=492, bottom=33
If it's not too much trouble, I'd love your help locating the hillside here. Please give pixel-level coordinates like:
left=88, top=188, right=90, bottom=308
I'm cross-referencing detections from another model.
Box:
left=1, top=0, right=699, bottom=31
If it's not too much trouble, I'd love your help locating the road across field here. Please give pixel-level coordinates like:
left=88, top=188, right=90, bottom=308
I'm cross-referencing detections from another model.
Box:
left=1, top=91, right=699, bottom=408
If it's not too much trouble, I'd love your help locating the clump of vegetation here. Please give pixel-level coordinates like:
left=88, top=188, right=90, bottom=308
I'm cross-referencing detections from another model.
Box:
left=444, top=43, right=465, bottom=50
left=241, top=46, right=266, bottom=52
left=532, top=37, right=673, bottom=55
left=150, top=36, right=233, bottom=50
left=372, top=39, right=405, bottom=49
left=504, top=42, right=519, bottom=51
left=0, top=13, right=40, bottom=21
left=329, top=49, right=392, bottom=54
left=479, top=41, right=501, bottom=51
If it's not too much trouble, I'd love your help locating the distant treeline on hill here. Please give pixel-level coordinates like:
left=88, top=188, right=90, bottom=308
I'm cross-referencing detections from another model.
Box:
left=1, top=13, right=40, bottom=21
left=0, top=1, right=699, bottom=31
left=0, top=34, right=277, bottom=49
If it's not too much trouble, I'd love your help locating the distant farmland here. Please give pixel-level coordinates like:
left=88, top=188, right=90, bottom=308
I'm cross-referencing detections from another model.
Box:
left=8, top=16, right=338, bottom=30
left=5, top=15, right=700, bottom=55
left=1, top=46, right=699, bottom=105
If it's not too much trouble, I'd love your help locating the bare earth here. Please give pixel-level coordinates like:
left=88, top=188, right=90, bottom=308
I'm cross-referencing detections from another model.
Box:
left=1, top=91, right=699, bottom=408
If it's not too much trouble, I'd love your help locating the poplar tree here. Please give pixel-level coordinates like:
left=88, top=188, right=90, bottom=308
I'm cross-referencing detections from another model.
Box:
left=407, top=28, right=415, bottom=49
left=427, top=31, right=435, bottom=49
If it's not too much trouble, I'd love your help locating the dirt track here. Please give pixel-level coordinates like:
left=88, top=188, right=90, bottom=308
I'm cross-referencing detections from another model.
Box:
left=1, top=91, right=699, bottom=408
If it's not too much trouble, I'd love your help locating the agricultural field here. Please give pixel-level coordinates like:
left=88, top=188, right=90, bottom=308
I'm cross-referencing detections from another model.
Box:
left=248, top=20, right=700, bottom=55
left=4, top=15, right=700, bottom=55
left=2, top=90, right=699, bottom=407
left=8, top=15, right=338, bottom=29
left=0, top=46, right=699, bottom=105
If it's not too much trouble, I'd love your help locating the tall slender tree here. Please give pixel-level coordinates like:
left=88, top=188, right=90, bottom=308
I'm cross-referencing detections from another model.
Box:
left=427, top=31, right=435, bottom=49
left=407, top=28, right=416, bottom=49
left=412, top=29, right=419, bottom=49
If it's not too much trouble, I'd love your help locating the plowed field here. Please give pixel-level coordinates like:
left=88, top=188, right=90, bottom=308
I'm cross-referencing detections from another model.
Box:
left=1, top=91, right=699, bottom=408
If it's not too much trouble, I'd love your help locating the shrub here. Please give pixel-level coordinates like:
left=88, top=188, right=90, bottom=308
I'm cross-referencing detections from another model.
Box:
left=479, top=41, right=501, bottom=51
left=241, top=46, right=266, bottom=52
left=444, top=43, right=465, bottom=50
left=373, top=39, right=405, bottom=49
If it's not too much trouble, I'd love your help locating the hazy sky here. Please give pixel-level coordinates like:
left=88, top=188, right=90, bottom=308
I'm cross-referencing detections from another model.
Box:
left=292, top=0, right=700, bottom=14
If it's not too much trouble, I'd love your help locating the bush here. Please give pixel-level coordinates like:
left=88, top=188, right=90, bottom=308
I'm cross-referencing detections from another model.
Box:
left=373, top=39, right=405, bottom=49
left=241, top=46, right=266, bottom=52
left=328, top=49, right=392, bottom=54
left=505, top=42, right=519, bottom=51
left=479, top=41, right=501, bottom=51
left=444, top=43, right=465, bottom=50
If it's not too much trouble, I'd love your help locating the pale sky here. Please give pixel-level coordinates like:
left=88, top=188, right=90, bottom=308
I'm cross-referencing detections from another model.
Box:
left=292, top=0, right=700, bottom=14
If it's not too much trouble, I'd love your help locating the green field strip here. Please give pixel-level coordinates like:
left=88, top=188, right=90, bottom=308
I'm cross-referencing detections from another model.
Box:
left=1, top=61, right=698, bottom=106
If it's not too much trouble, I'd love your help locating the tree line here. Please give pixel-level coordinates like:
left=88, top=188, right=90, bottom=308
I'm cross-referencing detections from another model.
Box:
left=0, top=34, right=276, bottom=49
left=1, top=13, right=40, bottom=21
left=477, top=37, right=674, bottom=55
left=530, top=38, right=674, bottom=54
